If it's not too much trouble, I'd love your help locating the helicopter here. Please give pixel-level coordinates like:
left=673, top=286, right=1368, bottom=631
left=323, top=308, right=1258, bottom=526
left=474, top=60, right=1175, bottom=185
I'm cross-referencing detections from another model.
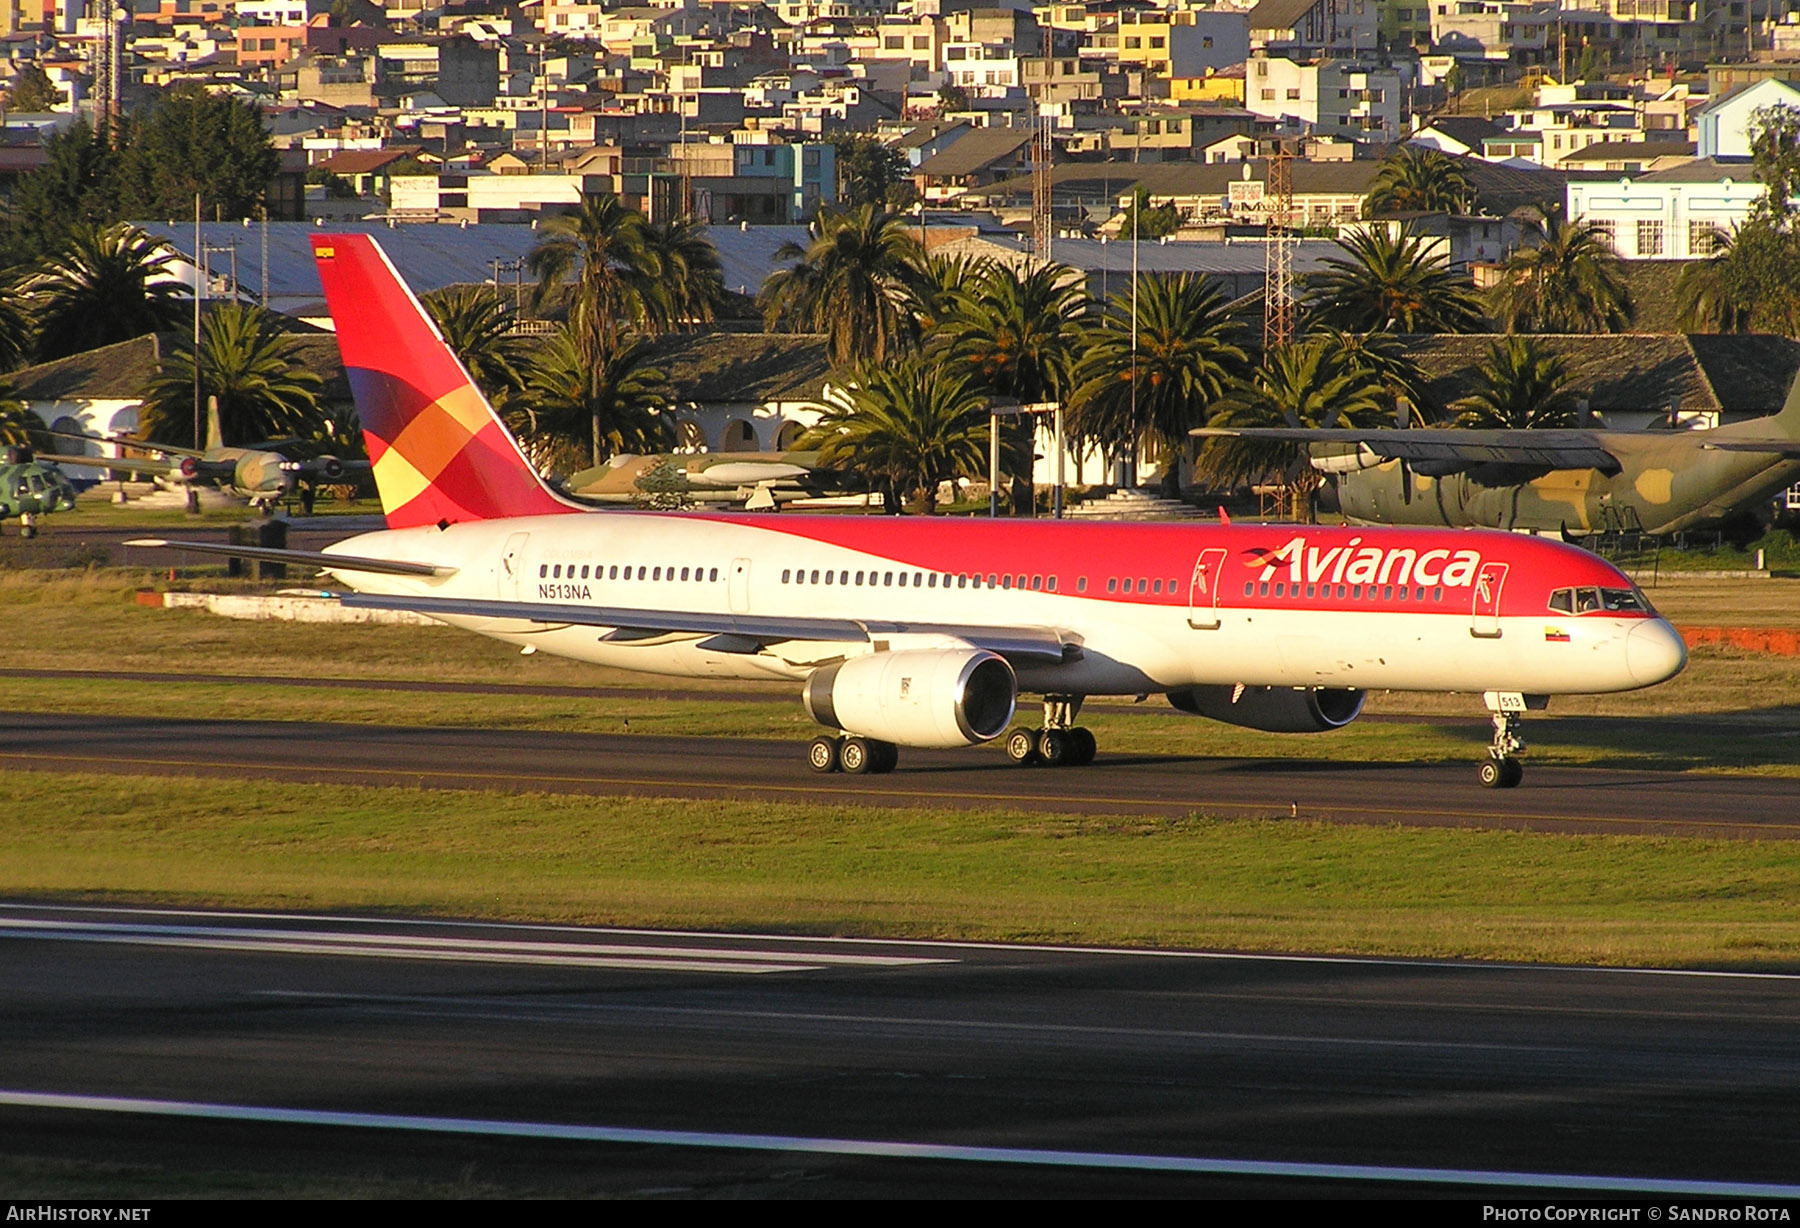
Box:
left=0, top=446, right=78, bottom=537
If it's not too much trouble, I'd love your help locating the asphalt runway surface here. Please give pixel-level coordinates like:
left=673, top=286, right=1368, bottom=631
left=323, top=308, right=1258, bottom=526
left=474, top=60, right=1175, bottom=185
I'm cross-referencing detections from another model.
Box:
left=2, top=709, right=1797, bottom=838
left=2, top=902, right=1798, bottom=1199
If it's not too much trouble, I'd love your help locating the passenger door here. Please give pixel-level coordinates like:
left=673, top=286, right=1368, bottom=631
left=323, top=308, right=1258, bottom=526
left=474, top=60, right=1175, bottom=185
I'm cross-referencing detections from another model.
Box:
left=1187, top=547, right=1229, bottom=630
left=500, top=532, right=530, bottom=599
left=1470, top=561, right=1507, bottom=639
left=729, top=557, right=751, bottom=614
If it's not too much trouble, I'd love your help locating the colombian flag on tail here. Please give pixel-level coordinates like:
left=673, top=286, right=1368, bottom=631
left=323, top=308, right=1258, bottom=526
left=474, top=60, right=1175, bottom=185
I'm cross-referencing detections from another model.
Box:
left=312, top=234, right=569, bottom=529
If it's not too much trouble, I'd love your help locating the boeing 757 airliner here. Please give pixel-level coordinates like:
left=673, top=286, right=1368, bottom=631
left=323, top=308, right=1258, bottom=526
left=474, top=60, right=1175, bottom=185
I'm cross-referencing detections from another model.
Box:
left=135, top=234, right=1688, bottom=788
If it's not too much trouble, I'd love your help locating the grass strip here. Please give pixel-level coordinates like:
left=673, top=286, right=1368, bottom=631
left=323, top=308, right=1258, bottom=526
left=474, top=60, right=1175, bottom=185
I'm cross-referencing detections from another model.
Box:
left=8, top=769, right=1800, bottom=969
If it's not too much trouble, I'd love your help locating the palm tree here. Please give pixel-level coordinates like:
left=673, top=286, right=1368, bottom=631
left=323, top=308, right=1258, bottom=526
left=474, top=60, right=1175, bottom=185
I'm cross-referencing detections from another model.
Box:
left=526, top=193, right=658, bottom=363
left=1363, top=147, right=1475, bottom=217
left=0, top=400, right=42, bottom=449
left=0, top=277, right=34, bottom=373
left=1066, top=273, right=1252, bottom=476
left=902, top=251, right=989, bottom=339
left=933, top=261, right=1090, bottom=402
left=137, top=304, right=324, bottom=447
left=1489, top=206, right=1633, bottom=334
left=758, top=203, right=922, bottom=365
left=514, top=326, right=673, bottom=470
left=1304, top=224, right=1488, bottom=334
left=1674, top=231, right=1755, bottom=334
left=796, top=354, right=990, bottom=514
left=1311, top=329, right=1433, bottom=423
left=1199, top=335, right=1392, bottom=519
left=640, top=214, right=725, bottom=332
left=423, top=285, right=528, bottom=408
left=26, top=223, right=187, bottom=361
left=1451, top=335, right=1579, bottom=429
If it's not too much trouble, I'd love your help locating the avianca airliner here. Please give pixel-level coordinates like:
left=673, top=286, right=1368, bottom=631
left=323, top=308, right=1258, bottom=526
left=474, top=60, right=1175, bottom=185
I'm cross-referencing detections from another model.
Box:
left=137, top=235, right=1688, bottom=789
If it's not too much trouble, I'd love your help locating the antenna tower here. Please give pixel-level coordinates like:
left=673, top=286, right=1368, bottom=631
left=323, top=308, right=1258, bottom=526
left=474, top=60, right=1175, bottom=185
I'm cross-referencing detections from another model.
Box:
left=1262, top=138, right=1295, bottom=352
left=1031, top=105, right=1054, bottom=267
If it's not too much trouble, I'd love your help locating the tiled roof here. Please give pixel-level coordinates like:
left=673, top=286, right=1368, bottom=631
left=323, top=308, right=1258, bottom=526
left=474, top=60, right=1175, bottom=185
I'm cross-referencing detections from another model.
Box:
left=915, top=127, right=1034, bottom=179
left=643, top=332, right=832, bottom=402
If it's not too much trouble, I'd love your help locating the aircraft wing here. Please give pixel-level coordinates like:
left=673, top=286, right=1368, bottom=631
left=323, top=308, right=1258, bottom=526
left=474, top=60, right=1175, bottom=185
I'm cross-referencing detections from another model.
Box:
left=1191, top=427, right=1624, bottom=475
left=1701, top=440, right=1800, bottom=457
left=333, top=592, right=1079, bottom=664
left=36, top=451, right=180, bottom=477
left=124, top=539, right=455, bottom=578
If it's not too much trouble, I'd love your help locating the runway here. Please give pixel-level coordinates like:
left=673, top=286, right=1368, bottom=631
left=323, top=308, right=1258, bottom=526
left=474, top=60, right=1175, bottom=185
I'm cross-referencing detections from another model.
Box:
left=2, top=902, right=1798, bottom=1198
left=2, top=709, right=1797, bottom=837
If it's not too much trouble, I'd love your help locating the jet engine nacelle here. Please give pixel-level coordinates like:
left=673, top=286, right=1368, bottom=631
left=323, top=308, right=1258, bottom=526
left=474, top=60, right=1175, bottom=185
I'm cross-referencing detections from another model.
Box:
left=313, top=455, right=346, bottom=481
left=803, top=648, right=1017, bottom=749
left=1166, top=685, right=1366, bottom=733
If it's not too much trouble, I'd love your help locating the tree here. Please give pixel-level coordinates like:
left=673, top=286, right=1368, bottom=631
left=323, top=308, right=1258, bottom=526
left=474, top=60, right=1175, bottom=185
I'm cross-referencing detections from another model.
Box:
left=1066, top=273, right=1252, bottom=474
left=758, top=203, right=922, bottom=366
left=641, top=213, right=725, bottom=332
left=831, top=134, right=915, bottom=210
left=1748, top=103, right=1800, bottom=230
left=1199, top=335, right=1391, bottom=517
left=1362, top=147, right=1475, bottom=217
left=1311, top=329, right=1433, bottom=423
left=1674, top=232, right=1756, bottom=334
left=1488, top=205, right=1633, bottom=333
left=901, top=251, right=987, bottom=339
left=797, top=355, right=990, bottom=514
left=940, top=83, right=972, bottom=113
left=115, top=84, right=280, bottom=221
left=1450, top=335, right=1579, bottom=429
left=423, top=285, right=528, bottom=407
left=5, top=64, right=57, bottom=113
left=514, top=326, right=673, bottom=470
left=934, top=261, right=1089, bottom=402
left=1116, top=186, right=1182, bottom=240
left=138, top=304, right=324, bottom=446
left=527, top=192, right=658, bottom=366
left=26, top=223, right=188, bottom=361
left=0, top=120, right=124, bottom=266
left=1304, top=224, right=1488, bottom=334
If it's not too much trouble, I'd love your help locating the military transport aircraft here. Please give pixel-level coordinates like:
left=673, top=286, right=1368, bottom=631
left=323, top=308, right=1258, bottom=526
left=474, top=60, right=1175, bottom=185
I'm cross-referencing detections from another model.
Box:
left=564, top=450, right=863, bottom=509
left=0, top=447, right=77, bottom=536
left=132, top=235, right=1689, bottom=790
left=1193, top=394, right=1800, bottom=537
left=42, top=403, right=367, bottom=512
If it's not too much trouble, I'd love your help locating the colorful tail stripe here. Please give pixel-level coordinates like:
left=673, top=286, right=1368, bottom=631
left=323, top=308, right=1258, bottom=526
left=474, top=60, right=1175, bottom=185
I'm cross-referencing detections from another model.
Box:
left=312, top=234, right=567, bottom=528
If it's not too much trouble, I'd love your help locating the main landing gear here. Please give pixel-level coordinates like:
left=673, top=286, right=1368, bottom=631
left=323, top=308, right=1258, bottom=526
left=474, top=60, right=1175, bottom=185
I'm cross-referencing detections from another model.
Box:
left=1005, top=695, right=1098, bottom=768
left=1479, top=691, right=1528, bottom=789
left=808, top=733, right=899, bottom=775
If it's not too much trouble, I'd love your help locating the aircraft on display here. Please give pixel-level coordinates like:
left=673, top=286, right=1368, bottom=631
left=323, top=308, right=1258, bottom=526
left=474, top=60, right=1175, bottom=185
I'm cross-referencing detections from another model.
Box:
left=132, top=235, right=1689, bottom=789
left=1194, top=396, right=1800, bottom=537
left=0, top=446, right=78, bottom=536
left=41, top=403, right=368, bottom=511
left=563, top=450, right=862, bottom=509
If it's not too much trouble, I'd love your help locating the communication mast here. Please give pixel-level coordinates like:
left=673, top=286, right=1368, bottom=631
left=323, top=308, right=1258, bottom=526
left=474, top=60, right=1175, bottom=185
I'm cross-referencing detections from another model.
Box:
left=1262, top=136, right=1295, bottom=352
left=1031, top=104, right=1054, bottom=267
left=91, top=5, right=124, bottom=142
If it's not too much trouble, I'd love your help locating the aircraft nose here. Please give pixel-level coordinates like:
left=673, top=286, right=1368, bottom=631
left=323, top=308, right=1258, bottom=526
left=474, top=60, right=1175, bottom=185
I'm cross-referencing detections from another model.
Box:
left=1627, top=619, right=1687, bottom=686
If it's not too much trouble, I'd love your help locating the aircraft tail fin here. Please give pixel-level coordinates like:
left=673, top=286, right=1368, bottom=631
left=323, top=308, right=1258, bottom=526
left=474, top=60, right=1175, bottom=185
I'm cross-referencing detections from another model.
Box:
left=310, top=233, right=572, bottom=529
left=1778, top=360, right=1800, bottom=438
left=204, top=395, right=223, bottom=452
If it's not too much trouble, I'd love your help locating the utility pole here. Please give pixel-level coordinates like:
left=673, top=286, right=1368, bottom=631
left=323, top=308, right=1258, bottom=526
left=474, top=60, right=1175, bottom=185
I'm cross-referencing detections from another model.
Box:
left=1263, top=139, right=1295, bottom=353
left=1031, top=102, right=1053, bottom=267
left=193, top=194, right=203, bottom=454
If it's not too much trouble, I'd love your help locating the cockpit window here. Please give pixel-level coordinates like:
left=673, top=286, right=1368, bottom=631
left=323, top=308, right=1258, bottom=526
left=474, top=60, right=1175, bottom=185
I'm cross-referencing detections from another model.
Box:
left=1549, top=586, right=1653, bottom=616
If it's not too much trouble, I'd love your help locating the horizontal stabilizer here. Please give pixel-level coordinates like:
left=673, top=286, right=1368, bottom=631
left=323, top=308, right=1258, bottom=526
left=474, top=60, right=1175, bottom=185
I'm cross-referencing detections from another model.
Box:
left=1193, top=427, right=1623, bottom=475
left=125, top=538, right=455, bottom=578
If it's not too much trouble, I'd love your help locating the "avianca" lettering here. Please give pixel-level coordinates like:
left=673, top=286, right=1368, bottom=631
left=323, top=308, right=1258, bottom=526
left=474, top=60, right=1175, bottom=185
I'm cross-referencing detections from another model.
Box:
left=1251, top=536, right=1484, bottom=588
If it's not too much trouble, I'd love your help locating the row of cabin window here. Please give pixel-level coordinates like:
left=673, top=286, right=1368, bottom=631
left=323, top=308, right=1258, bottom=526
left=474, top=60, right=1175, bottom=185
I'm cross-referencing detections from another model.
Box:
left=781, top=567, right=1059, bottom=593
left=1108, top=577, right=1180, bottom=595
left=540, top=563, right=721, bottom=583
left=1246, top=580, right=1447, bottom=603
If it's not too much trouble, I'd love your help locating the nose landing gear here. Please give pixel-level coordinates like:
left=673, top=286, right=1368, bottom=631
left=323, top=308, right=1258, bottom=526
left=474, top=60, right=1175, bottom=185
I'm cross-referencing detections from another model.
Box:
left=1479, top=691, right=1533, bottom=789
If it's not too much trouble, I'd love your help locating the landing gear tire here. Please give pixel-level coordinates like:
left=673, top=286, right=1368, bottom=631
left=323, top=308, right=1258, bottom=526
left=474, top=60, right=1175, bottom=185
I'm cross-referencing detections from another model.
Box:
left=867, top=740, right=899, bottom=774
left=1037, top=728, right=1070, bottom=767
left=1066, top=727, right=1097, bottom=766
left=1005, top=726, right=1040, bottom=765
left=1479, top=756, right=1523, bottom=789
left=808, top=735, right=841, bottom=774
left=839, top=736, right=874, bottom=775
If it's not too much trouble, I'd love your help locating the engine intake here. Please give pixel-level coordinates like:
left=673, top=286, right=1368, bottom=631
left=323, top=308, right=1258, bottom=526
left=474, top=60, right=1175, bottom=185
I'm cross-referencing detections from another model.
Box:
left=803, top=648, right=1016, bottom=748
left=1166, top=685, right=1365, bottom=733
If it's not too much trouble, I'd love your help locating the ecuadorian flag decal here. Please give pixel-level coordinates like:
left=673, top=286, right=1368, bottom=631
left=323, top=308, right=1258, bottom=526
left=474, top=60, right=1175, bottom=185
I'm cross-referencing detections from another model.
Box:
left=1545, top=627, right=1571, bottom=643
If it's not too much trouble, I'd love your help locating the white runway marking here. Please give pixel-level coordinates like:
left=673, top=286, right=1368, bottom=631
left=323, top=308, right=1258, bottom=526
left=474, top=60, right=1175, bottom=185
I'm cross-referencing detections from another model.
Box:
left=0, top=917, right=948, bottom=976
left=3, top=1089, right=1797, bottom=1197
left=7, top=902, right=1799, bottom=981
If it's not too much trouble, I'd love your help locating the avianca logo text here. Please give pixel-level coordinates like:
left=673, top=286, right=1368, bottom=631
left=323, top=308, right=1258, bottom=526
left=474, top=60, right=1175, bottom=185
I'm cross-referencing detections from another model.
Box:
left=1250, top=536, right=1485, bottom=588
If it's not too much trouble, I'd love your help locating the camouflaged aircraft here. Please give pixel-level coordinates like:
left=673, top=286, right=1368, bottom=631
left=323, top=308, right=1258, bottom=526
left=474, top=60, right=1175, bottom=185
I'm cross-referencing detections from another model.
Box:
left=563, top=451, right=863, bottom=510
left=40, top=402, right=367, bottom=512
left=1194, top=376, right=1800, bottom=537
left=0, top=447, right=77, bottom=536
